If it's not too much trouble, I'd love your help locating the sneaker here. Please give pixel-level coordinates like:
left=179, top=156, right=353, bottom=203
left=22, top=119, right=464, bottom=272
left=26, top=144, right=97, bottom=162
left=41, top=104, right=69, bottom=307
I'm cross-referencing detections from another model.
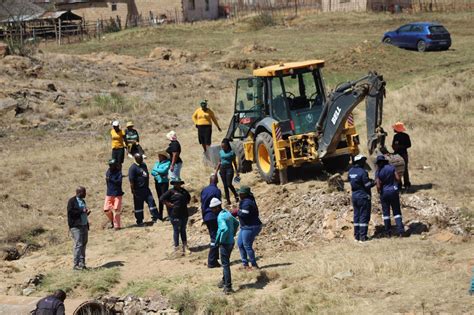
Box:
left=73, top=265, right=83, bottom=271
left=217, top=280, right=224, bottom=288
left=247, top=264, right=260, bottom=271
left=238, top=265, right=249, bottom=271
left=223, top=287, right=234, bottom=295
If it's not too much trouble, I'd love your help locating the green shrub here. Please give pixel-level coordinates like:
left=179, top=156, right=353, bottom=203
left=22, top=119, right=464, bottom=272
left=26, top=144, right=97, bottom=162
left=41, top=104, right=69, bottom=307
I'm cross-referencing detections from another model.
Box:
left=247, top=12, right=276, bottom=31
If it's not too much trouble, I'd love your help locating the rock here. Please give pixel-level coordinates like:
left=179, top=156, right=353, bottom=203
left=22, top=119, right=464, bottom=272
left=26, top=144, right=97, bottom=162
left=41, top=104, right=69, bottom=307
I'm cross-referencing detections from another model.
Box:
left=22, top=288, right=35, bottom=296
left=47, top=83, right=57, bottom=92
left=1, top=246, right=21, bottom=261
left=327, top=174, right=344, bottom=192
left=0, top=98, right=18, bottom=113
left=333, top=270, right=354, bottom=280
left=433, top=231, right=455, bottom=242
left=112, top=80, right=129, bottom=87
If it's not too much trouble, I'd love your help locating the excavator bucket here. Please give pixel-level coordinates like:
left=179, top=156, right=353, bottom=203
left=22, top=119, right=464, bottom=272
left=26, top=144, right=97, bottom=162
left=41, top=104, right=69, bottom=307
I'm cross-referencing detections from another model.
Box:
left=317, top=72, right=386, bottom=159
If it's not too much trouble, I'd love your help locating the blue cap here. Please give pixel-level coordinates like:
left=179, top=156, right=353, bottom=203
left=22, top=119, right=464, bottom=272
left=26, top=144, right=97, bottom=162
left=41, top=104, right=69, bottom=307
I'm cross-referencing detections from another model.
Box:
left=376, top=155, right=387, bottom=163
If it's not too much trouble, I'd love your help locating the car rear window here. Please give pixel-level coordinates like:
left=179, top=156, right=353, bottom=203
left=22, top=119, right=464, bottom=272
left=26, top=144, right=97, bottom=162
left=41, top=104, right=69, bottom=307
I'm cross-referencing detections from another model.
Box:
left=429, top=25, right=448, bottom=33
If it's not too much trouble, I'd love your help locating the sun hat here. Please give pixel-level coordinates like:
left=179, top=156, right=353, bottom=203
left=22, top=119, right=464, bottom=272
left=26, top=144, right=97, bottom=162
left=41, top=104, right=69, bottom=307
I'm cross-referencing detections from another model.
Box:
left=126, top=121, right=134, bottom=127
left=166, top=130, right=177, bottom=141
left=112, top=120, right=119, bottom=127
left=209, top=198, right=222, bottom=208
left=353, top=154, right=366, bottom=162
left=170, top=177, right=185, bottom=185
left=392, top=122, right=406, bottom=132
left=157, top=151, right=170, bottom=159
left=237, top=185, right=251, bottom=195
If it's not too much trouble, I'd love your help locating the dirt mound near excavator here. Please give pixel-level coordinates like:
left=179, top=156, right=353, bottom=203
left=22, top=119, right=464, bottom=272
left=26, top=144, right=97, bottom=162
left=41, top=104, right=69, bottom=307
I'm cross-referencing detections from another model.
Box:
left=256, top=185, right=470, bottom=249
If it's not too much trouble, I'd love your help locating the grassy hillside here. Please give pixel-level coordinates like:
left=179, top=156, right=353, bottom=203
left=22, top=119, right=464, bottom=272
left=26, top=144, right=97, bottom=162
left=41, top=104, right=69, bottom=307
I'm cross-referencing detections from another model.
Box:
left=0, top=9, right=472, bottom=314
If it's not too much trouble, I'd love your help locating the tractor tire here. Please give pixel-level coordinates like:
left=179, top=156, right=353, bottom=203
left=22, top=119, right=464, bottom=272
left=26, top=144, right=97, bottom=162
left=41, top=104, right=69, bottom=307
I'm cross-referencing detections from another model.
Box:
left=255, top=132, right=279, bottom=184
left=233, top=141, right=252, bottom=173
left=322, top=154, right=351, bottom=174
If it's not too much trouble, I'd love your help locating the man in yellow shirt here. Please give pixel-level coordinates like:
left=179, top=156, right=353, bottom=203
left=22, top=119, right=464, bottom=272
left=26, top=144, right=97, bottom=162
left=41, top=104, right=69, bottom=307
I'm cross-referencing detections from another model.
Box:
left=192, top=100, right=222, bottom=152
left=111, top=120, right=125, bottom=165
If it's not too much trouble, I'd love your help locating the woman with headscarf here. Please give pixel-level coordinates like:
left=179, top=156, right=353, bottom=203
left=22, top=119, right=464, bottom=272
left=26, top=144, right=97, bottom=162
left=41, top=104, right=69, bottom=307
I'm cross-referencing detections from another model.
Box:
left=215, top=138, right=239, bottom=205
left=110, top=120, right=125, bottom=165
left=166, top=131, right=183, bottom=180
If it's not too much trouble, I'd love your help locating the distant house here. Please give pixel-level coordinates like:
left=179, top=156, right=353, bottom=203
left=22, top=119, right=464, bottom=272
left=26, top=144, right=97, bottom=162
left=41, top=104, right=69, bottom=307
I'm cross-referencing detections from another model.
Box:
left=33, top=0, right=219, bottom=24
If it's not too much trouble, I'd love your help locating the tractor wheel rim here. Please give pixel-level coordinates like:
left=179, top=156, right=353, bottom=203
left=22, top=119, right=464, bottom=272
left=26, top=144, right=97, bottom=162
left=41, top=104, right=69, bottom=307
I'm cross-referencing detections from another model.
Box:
left=258, top=143, right=271, bottom=174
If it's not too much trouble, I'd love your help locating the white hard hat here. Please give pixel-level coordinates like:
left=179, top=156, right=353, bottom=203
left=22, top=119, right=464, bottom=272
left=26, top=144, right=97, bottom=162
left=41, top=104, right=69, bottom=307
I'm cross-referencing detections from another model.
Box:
left=354, top=154, right=366, bottom=162
left=209, top=197, right=222, bottom=208
left=112, top=120, right=119, bottom=127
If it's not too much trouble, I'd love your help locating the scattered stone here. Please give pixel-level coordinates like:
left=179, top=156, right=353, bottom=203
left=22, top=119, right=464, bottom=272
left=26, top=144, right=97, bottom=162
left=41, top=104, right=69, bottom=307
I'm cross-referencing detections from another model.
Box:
left=1, top=246, right=21, bottom=261
left=0, top=98, right=18, bottom=113
left=22, top=287, right=35, bottom=296
left=333, top=270, right=354, bottom=280
left=46, top=83, right=57, bottom=92
left=327, top=173, right=344, bottom=192
left=112, top=80, right=129, bottom=87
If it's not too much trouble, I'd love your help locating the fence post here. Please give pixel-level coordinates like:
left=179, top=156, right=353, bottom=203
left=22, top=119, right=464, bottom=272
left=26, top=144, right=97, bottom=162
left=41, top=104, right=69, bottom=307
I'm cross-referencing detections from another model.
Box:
left=58, top=19, right=62, bottom=45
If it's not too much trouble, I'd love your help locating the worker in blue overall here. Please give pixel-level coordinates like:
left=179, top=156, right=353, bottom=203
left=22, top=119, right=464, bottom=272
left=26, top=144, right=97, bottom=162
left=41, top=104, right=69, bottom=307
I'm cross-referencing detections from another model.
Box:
left=375, top=155, right=405, bottom=237
left=348, top=154, right=375, bottom=242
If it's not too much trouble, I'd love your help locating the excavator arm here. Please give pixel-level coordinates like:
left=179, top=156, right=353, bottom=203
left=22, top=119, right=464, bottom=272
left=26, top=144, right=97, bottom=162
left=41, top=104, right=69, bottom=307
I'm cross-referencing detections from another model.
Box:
left=316, top=72, right=387, bottom=159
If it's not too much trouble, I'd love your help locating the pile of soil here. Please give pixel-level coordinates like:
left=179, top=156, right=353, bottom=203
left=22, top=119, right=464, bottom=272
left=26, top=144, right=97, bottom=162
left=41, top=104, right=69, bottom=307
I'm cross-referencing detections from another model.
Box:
left=256, top=184, right=471, bottom=249
left=222, top=58, right=279, bottom=70
left=149, top=47, right=196, bottom=63
left=241, top=43, right=277, bottom=54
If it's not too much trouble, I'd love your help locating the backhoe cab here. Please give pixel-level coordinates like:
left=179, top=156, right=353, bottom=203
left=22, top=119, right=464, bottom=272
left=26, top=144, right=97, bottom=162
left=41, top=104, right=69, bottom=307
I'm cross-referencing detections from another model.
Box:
left=224, top=60, right=386, bottom=184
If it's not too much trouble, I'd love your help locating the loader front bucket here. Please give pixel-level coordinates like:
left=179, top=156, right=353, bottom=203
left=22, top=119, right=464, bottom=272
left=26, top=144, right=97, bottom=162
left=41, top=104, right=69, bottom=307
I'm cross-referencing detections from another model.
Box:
left=204, top=144, right=222, bottom=169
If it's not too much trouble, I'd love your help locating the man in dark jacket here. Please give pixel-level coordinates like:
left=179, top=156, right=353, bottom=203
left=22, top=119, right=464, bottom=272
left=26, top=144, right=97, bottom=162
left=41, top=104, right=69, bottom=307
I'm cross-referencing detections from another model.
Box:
left=236, top=186, right=262, bottom=270
left=348, top=154, right=375, bottom=242
left=67, top=187, right=90, bottom=270
left=160, top=178, right=191, bottom=255
left=392, top=121, right=411, bottom=189
left=200, top=174, right=222, bottom=268
left=129, top=153, right=160, bottom=225
left=32, top=289, right=66, bottom=315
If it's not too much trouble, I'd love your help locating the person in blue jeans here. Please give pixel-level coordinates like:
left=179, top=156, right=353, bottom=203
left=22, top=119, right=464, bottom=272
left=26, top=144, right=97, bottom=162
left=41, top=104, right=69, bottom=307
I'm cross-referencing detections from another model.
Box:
left=236, top=185, right=262, bottom=270
left=210, top=197, right=239, bottom=294
left=160, top=178, right=191, bottom=255
left=375, top=155, right=405, bottom=237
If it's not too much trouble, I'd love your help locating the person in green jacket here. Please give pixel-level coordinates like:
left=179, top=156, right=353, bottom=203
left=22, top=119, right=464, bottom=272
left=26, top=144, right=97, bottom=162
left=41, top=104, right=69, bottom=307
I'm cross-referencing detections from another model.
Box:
left=151, top=151, right=171, bottom=220
left=210, top=197, right=239, bottom=294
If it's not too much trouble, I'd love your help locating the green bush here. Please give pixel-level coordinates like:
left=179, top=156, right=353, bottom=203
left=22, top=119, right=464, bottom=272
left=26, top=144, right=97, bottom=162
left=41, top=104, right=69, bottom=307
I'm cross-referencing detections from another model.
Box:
left=247, top=12, right=276, bottom=31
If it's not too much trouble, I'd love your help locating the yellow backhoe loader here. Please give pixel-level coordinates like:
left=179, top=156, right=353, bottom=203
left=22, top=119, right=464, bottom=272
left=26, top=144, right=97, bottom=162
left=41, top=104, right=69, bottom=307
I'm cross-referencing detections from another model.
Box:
left=209, top=60, right=387, bottom=184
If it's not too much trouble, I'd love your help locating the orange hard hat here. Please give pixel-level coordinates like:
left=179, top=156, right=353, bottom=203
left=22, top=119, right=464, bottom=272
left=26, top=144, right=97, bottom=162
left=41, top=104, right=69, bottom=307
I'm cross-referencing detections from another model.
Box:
left=392, top=122, right=406, bottom=132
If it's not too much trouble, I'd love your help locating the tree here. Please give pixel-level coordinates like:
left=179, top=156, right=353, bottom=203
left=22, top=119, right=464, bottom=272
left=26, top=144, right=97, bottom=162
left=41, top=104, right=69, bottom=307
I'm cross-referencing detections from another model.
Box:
left=0, top=0, right=44, bottom=55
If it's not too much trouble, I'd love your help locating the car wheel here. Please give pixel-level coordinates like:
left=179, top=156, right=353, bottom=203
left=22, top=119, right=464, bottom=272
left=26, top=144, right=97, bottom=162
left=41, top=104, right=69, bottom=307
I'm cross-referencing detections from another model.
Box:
left=383, top=37, right=392, bottom=44
left=417, top=40, right=426, bottom=52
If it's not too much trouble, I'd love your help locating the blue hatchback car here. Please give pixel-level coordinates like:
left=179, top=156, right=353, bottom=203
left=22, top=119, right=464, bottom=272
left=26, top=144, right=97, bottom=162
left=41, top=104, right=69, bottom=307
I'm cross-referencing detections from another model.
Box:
left=382, top=22, right=451, bottom=52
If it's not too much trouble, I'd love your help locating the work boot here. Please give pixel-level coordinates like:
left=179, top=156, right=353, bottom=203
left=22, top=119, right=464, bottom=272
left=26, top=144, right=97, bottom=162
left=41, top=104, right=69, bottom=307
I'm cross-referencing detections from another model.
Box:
left=223, top=287, right=234, bottom=295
